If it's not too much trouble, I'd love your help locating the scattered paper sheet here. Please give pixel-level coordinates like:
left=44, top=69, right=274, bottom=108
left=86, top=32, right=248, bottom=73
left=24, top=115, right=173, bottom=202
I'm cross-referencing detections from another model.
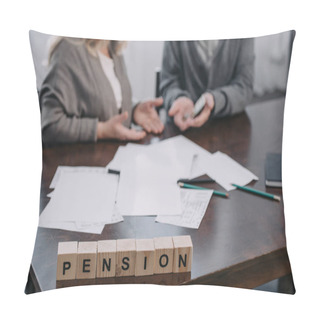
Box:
left=38, top=220, right=105, bottom=234
left=198, top=151, right=258, bottom=191
left=50, top=166, right=107, bottom=189
left=116, top=146, right=182, bottom=216
left=39, top=136, right=258, bottom=233
left=39, top=169, right=123, bottom=234
left=147, top=135, right=212, bottom=179
left=155, top=189, right=213, bottom=229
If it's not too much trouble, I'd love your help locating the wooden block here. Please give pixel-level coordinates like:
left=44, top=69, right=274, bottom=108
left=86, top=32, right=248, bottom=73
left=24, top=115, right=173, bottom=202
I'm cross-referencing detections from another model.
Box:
left=56, top=241, right=78, bottom=281
left=153, top=237, right=174, bottom=274
left=172, top=235, right=193, bottom=273
left=96, top=240, right=117, bottom=278
left=116, top=239, right=136, bottom=277
left=135, top=239, right=155, bottom=276
left=76, top=241, right=97, bottom=279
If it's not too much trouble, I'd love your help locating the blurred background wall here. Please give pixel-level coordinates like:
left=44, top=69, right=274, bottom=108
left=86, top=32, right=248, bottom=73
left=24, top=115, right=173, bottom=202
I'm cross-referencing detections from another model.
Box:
left=29, top=31, right=294, bottom=103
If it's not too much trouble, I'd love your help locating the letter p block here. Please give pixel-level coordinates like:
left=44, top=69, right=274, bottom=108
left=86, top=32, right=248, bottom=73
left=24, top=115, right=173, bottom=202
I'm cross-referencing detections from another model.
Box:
left=56, top=241, right=78, bottom=281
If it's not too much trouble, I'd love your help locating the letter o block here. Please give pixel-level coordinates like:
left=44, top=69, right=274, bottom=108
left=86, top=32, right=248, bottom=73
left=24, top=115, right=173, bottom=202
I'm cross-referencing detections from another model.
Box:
left=76, top=241, right=97, bottom=279
left=172, top=235, right=193, bottom=273
left=56, top=241, right=78, bottom=281
left=153, top=237, right=173, bottom=274
left=116, top=239, right=136, bottom=277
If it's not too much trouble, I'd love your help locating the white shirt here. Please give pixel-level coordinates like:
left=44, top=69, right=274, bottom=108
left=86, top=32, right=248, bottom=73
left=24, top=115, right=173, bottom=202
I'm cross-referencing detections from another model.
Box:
left=98, top=50, right=122, bottom=110
left=196, top=40, right=220, bottom=69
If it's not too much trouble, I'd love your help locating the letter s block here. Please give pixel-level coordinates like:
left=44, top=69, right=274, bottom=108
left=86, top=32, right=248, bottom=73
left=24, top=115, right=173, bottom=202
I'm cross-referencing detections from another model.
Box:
left=153, top=237, right=173, bottom=274
left=116, top=239, right=136, bottom=277
left=56, top=241, right=78, bottom=281
left=76, top=241, right=97, bottom=279
left=172, top=235, right=193, bottom=273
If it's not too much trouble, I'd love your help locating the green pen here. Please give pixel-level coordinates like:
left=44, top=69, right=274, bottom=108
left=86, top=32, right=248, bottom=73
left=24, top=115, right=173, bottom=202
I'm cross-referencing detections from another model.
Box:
left=232, top=183, right=281, bottom=201
left=178, top=182, right=229, bottom=198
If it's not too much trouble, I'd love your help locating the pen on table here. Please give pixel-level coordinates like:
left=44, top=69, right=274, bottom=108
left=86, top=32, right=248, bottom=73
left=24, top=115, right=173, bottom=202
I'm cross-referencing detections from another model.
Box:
left=232, top=183, right=281, bottom=202
left=178, top=182, right=229, bottom=198
left=108, top=169, right=120, bottom=175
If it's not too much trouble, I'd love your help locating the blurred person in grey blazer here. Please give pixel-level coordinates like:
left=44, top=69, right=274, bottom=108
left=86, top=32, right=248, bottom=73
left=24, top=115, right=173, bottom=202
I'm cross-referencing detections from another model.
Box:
left=40, top=37, right=164, bottom=144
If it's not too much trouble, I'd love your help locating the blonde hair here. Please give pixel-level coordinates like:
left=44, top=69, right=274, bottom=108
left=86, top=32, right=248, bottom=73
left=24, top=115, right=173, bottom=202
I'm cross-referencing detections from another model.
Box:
left=48, top=36, right=127, bottom=63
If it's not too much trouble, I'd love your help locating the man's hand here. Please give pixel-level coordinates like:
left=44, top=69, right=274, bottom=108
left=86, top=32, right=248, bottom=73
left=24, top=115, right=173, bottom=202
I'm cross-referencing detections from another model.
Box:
left=168, top=96, right=194, bottom=131
left=97, top=111, right=146, bottom=141
left=133, top=97, right=164, bottom=134
left=169, top=93, right=214, bottom=131
left=189, top=92, right=215, bottom=128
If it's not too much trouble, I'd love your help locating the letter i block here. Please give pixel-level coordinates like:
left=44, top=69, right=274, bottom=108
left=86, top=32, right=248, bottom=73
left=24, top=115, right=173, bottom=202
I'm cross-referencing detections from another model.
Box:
left=116, top=239, right=136, bottom=277
left=56, top=241, right=78, bottom=281
left=153, top=237, right=174, bottom=274
left=135, top=239, right=155, bottom=276
left=96, top=240, right=117, bottom=278
left=76, top=241, right=97, bottom=279
left=172, top=235, right=193, bottom=273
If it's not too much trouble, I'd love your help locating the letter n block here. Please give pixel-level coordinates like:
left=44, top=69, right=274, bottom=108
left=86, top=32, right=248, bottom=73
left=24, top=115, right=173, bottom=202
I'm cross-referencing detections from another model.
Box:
left=96, top=240, right=117, bottom=278
left=153, top=237, right=173, bottom=274
left=172, top=235, right=193, bottom=273
left=56, top=241, right=78, bottom=281
left=135, top=239, right=155, bottom=276
left=116, top=239, right=136, bottom=277
left=76, top=241, right=97, bottom=279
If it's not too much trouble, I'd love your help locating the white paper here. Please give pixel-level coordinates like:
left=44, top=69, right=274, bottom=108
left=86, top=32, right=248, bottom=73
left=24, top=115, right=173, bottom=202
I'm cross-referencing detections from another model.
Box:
left=199, top=151, right=258, bottom=191
left=39, top=170, right=123, bottom=233
left=38, top=220, right=105, bottom=234
left=148, top=135, right=212, bottom=178
left=42, top=171, right=119, bottom=222
left=155, top=189, right=212, bottom=229
left=116, top=147, right=182, bottom=216
left=50, top=166, right=107, bottom=189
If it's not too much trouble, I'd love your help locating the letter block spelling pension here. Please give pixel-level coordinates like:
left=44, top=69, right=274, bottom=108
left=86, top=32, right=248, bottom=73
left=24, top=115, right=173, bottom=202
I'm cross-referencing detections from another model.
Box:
left=116, top=238, right=136, bottom=277
left=172, top=235, right=193, bottom=273
left=76, top=241, right=97, bottom=279
left=56, top=241, right=78, bottom=280
left=56, top=236, right=193, bottom=282
left=135, top=239, right=155, bottom=276
left=96, top=240, right=117, bottom=278
left=153, top=237, right=174, bottom=274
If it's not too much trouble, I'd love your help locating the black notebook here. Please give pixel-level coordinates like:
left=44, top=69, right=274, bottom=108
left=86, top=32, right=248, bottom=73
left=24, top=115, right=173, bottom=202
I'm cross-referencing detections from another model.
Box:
left=265, top=153, right=282, bottom=188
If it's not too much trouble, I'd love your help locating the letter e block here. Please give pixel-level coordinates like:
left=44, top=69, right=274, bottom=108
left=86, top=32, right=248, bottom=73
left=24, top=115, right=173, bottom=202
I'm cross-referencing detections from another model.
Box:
left=116, top=239, right=136, bottom=277
left=172, top=235, right=193, bottom=273
left=76, top=241, right=97, bottom=279
left=56, top=241, right=78, bottom=281
left=96, top=240, right=117, bottom=278
left=153, top=237, right=173, bottom=274
left=135, top=239, right=155, bottom=276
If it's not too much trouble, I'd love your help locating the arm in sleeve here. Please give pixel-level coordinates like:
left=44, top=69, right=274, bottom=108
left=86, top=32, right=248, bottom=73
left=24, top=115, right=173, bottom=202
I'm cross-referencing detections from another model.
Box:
left=209, top=39, right=255, bottom=118
left=159, top=41, right=192, bottom=111
left=40, top=49, right=98, bottom=144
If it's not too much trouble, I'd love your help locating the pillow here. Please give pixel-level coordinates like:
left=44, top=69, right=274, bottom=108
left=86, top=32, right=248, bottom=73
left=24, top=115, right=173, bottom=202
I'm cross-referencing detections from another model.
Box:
left=26, top=30, right=295, bottom=295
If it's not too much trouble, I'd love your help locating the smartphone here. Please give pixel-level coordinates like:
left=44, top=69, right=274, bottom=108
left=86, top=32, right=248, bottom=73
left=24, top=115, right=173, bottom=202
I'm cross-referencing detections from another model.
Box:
left=192, top=94, right=206, bottom=118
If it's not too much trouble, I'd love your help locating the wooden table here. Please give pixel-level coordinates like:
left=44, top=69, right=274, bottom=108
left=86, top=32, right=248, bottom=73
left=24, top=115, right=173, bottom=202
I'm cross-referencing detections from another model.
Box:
left=28, top=97, right=294, bottom=293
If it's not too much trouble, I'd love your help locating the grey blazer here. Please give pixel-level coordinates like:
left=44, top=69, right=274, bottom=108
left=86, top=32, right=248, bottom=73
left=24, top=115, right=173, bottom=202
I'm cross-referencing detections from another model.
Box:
left=40, top=38, right=132, bottom=144
left=160, top=39, right=255, bottom=118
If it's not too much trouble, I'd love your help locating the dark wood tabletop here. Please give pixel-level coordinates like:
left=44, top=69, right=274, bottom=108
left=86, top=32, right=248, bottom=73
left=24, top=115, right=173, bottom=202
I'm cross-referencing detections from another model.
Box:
left=28, top=97, right=293, bottom=293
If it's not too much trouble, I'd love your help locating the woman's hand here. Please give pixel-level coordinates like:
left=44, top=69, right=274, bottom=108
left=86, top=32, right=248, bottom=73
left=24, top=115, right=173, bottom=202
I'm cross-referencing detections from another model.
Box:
left=97, top=111, right=146, bottom=141
left=133, top=97, right=164, bottom=134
